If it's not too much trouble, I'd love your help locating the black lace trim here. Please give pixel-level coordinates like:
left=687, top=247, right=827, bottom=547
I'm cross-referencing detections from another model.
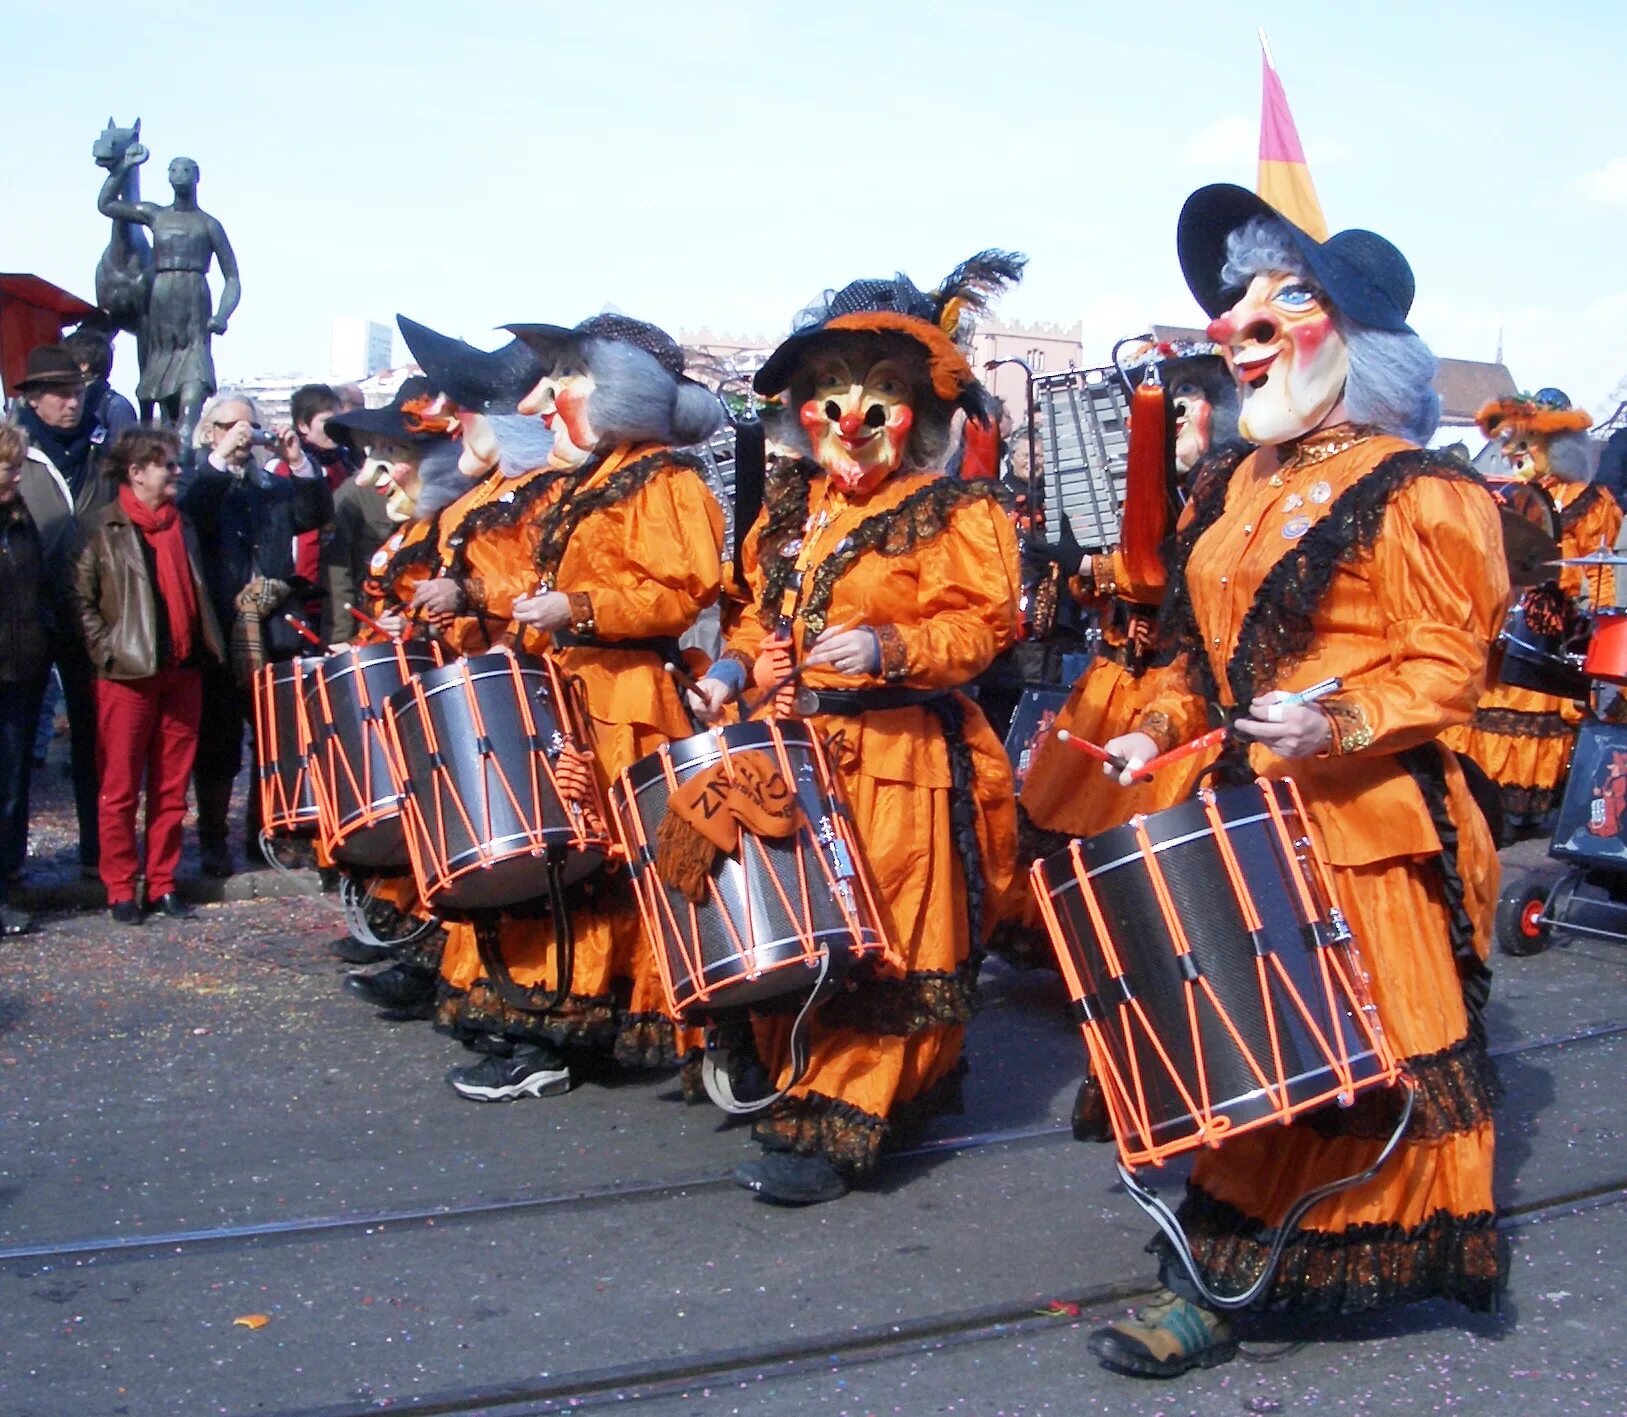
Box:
left=797, top=477, right=1010, bottom=637
left=1149, top=445, right=1251, bottom=675
left=1015, top=799, right=1074, bottom=863
left=376, top=529, right=446, bottom=606
left=531, top=450, right=705, bottom=586
left=435, top=982, right=620, bottom=1049
left=1305, top=1035, right=1498, bottom=1142
left=1559, top=484, right=1602, bottom=531
left=1470, top=705, right=1574, bottom=738
left=750, top=1058, right=967, bottom=1178
left=818, top=959, right=981, bottom=1035
left=1218, top=450, right=1478, bottom=706
left=1500, top=782, right=1565, bottom=824
left=755, top=460, right=817, bottom=623
left=1155, top=1187, right=1505, bottom=1315
left=925, top=693, right=991, bottom=948
left=444, top=468, right=572, bottom=582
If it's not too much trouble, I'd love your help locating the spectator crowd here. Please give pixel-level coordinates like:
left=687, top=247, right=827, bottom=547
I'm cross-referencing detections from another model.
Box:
left=0, top=331, right=399, bottom=936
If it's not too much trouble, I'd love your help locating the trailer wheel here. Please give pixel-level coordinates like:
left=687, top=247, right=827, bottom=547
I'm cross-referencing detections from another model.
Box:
left=1496, top=875, right=1552, bottom=957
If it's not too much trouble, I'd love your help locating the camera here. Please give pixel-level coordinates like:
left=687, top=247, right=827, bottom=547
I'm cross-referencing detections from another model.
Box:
left=249, top=428, right=280, bottom=449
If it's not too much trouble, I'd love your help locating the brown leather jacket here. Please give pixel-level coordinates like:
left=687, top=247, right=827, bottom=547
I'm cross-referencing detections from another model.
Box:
left=72, top=498, right=226, bottom=680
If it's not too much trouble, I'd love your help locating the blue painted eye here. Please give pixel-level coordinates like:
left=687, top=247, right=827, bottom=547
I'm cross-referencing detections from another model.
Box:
left=1275, top=283, right=1318, bottom=310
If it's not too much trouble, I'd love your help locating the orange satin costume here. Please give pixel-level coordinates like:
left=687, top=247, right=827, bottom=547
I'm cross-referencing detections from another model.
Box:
left=1442, top=479, right=1621, bottom=832
left=720, top=463, right=1020, bottom=1177
left=1122, top=430, right=1509, bottom=1313
left=434, top=444, right=725, bottom=1067
left=993, top=547, right=1212, bottom=968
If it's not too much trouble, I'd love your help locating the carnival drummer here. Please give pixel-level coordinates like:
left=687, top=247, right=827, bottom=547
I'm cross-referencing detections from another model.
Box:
left=687, top=254, right=1024, bottom=1205
left=408, top=314, right=726, bottom=1103
left=1090, top=185, right=1508, bottom=1375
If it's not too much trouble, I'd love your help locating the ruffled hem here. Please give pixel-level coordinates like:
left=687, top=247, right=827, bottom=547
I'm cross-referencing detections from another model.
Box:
left=1155, top=1186, right=1506, bottom=1315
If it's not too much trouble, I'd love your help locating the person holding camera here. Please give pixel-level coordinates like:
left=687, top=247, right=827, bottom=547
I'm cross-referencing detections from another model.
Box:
left=179, top=393, right=330, bottom=877
left=73, top=428, right=224, bottom=924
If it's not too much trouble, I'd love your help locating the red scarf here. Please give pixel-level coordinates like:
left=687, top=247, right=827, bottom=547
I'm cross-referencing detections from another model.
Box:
left=119, top=485, right=197, bottom=665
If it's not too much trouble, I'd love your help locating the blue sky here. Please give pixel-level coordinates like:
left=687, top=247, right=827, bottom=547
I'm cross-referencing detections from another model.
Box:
left=10, top=1, right=1627, bottom=416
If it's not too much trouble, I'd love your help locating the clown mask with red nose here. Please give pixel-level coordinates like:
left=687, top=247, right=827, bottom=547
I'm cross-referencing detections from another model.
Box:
left=800, top=354, right=916, bottom=494
left=1208, top=272, right=1348, bottom=447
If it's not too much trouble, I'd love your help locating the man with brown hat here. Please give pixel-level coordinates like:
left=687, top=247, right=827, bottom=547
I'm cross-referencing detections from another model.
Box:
left=13, top=345, right=116, bottom=517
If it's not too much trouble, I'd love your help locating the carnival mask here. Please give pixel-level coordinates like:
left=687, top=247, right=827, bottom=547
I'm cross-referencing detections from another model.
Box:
left=1208, top=272, right=1348, bottom=447
left=1171, top=379, right=1213, bottom=474
left=456, top=411, right=499, bottom=477
left=518, top=360, right=598, bottom=468
left=800, top=355, right=915, bottom=494
left=1501, top=433, right=1548, bottom=481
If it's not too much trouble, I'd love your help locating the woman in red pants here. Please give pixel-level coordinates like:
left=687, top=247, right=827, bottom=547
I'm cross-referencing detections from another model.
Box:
left=73, top=429, right=224, bottom=924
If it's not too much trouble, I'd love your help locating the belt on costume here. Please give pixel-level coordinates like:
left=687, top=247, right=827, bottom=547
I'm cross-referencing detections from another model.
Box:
left=552, top=631, right=683, bottom=657
left=154, top=261, right=207, bottom=273
left=801, top=686, right=953, bottom=717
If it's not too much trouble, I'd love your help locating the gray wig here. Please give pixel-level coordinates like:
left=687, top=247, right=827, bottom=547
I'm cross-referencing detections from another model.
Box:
left=576, top=339, right=724, bottom=449
left=1220, top=216, right=1440, bottom=444
left=781, top=332, right=956, bottom=473
left=414, top=440, right=470, bottom=518
left=1544, top=429, right=1596, bottom=484
left=488, top=412, right=555, bottom=478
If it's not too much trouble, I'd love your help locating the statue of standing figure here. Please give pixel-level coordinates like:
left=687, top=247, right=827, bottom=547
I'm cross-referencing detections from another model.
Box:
left=95, top=123, right=240, bottom=449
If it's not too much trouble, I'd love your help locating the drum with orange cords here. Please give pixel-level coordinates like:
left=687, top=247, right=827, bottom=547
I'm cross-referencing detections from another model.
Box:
left=611, top=717, right=898, bottom=1114
left=252, top=654, right=324, bottom=871
left=304, top=641, right=442, bottom=870
left=1030, top=777, right=1415, bottom=1309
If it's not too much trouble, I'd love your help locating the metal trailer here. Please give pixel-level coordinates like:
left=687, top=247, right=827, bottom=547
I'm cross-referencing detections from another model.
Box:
left=1033, top=363, right=1133, bottom=551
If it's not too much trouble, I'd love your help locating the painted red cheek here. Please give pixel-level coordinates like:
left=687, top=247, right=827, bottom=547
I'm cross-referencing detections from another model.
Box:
left=1287, top=315, right=1333, bottom=359
left=800, top=399, right=827, bottom=433
left=886, top=406, right=913, bottom=435
left=556, top=386, right=594, bottom=445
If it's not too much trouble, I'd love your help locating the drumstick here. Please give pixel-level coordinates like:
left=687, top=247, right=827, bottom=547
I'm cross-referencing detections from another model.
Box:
left=283, top=613, right=324, bottom=648
left=1053, top=729, right=1134, bottom=777
left=346, top=602, right=397, bottom=640
left=1139, top=724, right=1231, bottom=776
left=739, top=662, right=807, bottom=721
left=663, top=660, right=707, bottom=699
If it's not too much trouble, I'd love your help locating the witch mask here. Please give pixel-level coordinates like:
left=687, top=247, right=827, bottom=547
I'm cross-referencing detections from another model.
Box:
left=1171, top=379, right=1214, bottom=473
left=1208, top=272, right=1348, bottom=447
left=799, top=353, right=915, bottom=494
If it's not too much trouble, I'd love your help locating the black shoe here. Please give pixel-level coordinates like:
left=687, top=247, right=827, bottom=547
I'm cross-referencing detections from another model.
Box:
left=732, top=1152, right=849, bottom=1205
left=109, top=900, right=143, bottom=926
left=330, top=935, right=391, bottom=965
left=200, top=843, right=234, bottom=879
left=445, top=1044, right=571, bottom=1101
left=0, top=905, right=33, bottom=937
left=344, top=963, right=436, bottom=1010
left=317, top=866, right=341, bottom=894
left=152, top=893, right=195, bottom=920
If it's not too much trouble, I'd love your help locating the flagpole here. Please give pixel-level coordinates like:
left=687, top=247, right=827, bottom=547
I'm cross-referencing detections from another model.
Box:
left=1258, top=26, right=1276, bottom=70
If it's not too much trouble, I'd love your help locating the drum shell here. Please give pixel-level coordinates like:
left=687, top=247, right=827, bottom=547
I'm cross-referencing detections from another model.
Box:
left=1034, top=780, right=1393, bottom=1165
left=255, top=656, right=323, bottom=836
left=306, top=642, right=439, bottom=868
left=1497, top=603, right=1589, bottom=700
left=388, top=651, right=608, bottom=912
left=1585, top=609, right=1627, bottom=686
left=613, top=719, right=892, bottom=1019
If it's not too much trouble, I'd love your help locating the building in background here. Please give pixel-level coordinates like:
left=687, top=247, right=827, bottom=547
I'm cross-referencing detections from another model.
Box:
left=330, top=318, right=394, bottom=383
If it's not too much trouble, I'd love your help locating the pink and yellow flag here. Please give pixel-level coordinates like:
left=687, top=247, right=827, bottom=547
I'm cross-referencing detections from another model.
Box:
left=1256, top=40, right=1328, bottom=241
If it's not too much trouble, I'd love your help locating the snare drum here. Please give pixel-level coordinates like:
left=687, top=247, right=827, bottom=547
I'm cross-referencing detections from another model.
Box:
left=1585, top=608, right=1627, bottom=686
left=386, top=649, right=611, bottom=912
left=305, top=641, right=441, bottom=868
left=1031, top=777, right=1400, bottom=1171
left=1497, top=601, right=1589, bottom=701
left=611, top=718, right=896, bottom=1021
left=253, top=655, right=323, bottom=837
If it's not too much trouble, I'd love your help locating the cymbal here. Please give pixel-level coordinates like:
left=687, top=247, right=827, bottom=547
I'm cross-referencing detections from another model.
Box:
left=1550, top=548, right=1627, bottom=568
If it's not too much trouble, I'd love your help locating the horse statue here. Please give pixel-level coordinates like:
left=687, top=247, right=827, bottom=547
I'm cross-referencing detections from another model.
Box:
left=92, top=117, right=154, bottom=336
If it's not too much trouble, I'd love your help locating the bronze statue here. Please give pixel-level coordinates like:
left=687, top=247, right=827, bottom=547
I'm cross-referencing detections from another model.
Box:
left=91, top=118, right=154, bottom=341
left=97, top=130, right=240, bottom=448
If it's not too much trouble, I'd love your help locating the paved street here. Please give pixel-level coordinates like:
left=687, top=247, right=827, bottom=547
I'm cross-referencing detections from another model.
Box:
left=2, top=835, right=1625, bottom=1415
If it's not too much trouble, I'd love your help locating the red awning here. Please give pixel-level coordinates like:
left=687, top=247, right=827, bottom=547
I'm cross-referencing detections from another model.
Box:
left=0, top=274, right=100, bottom=397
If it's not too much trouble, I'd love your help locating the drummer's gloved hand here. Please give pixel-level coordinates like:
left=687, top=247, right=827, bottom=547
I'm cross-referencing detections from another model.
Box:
left=411, top=578, right=463, bottom=617
left=511, top=590, right=571, bottom=632
left=1103, top=731, right=1158, bottom=787
left=374, top=612, right=406, bottom=639
left=1234, top=692, right=1332, bottom=759
left=804, top=625, right=880, bottom=678
left=1021, top=516, right=1085, bottom=582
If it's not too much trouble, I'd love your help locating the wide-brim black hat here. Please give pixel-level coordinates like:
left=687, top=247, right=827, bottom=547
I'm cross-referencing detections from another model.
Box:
left=396, top=316, right=543, bottom=415
left=506, top=314, right=696, bottom=384
left=1176, top=183, right=1415, bottom=334
left=327, top=375, right=448, bottom=445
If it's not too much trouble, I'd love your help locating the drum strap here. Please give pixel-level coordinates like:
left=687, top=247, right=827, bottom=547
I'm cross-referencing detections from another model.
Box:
left=700, top=948, right=839, bottom=1116
left=802, top=686, right=951, bottom=716
left=552, top=631, right=685, bottom=658
left=470, top=854, right=576, bottom=1015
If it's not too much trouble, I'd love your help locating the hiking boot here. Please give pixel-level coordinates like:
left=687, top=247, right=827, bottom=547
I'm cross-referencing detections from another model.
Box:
left=1088, top=1288, right=1237, bottom=1377
left=344, top=963, right=436, bottom=1011
left=445, top=1044, right=571, bottom=1102
left=331, top=935, right=391, bottom=965
left=732, top=1152, right=849, bottom=1205
left=0, top=905, right=33, bottom=937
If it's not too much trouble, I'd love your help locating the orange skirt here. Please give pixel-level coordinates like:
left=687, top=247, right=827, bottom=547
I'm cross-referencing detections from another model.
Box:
left=750, top=697, right=1014, bottom=1176
left=1442, top=678, right=1579, bottom=828
left=1164, top=752, right=1504, bottom=1314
